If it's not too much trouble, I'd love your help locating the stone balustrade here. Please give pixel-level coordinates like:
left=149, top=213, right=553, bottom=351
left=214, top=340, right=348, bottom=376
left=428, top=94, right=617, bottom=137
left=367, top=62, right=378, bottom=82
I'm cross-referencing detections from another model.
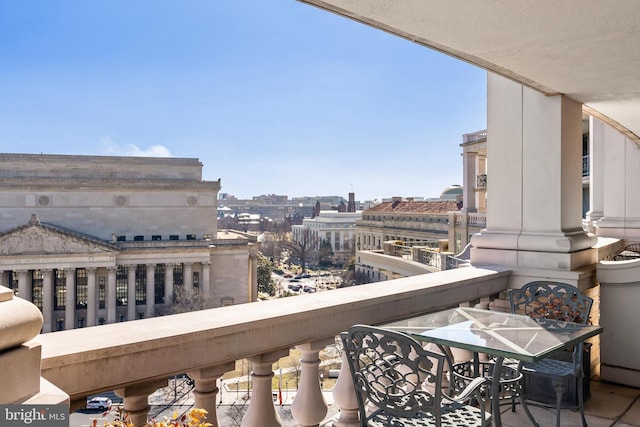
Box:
left=26, top=266, right=510, bottom=426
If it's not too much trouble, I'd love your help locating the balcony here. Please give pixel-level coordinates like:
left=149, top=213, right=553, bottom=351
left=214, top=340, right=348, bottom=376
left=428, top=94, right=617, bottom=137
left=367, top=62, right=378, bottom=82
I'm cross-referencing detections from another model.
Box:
left=5, top=250, right=640, bottom=426
left=10, top=266, right=507, bottom=426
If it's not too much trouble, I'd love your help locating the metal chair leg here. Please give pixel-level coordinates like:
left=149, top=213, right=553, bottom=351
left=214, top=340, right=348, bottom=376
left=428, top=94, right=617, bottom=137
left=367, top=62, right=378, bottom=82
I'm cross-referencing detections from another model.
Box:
left=551, top=379, right=568, bottom=427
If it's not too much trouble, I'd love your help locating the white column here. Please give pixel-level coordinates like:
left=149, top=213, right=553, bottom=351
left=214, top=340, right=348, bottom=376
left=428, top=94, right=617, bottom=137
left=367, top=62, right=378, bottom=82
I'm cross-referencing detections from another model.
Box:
left=41, top=269, right=53, bottom=333
left=65, top=268, right=76, bottom=330
left=242, top=350, right=289, bottom=427
left=593, top=118, right=640, bottom=239
left=145, top=264, right=155, bottom=318
left=461, top=150, right=478, bottom=213
left=165, top=264, right=174, bottom=303
left=586, top=117, right=604, bottom=228
left=291, top=341, right=331, bottom=427
left=17, top=270, right=29, bottom=301
left=183, top=262, right=193, bottom=292
left=127, top=265, right=136, bottom=321
left=470, top=73, right=596, bottom=280
left=188, top=362, right=235, bottom=427
left=86, top=267, right=97, bottom=327
left=249, top=248, right=258, bottom=302
left=107, top=267, right=117, bottom=324
left=201, top=261, right=211, bottom=296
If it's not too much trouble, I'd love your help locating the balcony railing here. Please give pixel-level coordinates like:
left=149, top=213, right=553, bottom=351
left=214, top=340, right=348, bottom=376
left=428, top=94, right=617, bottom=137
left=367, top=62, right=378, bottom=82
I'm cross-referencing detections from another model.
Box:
left=583, top=154, right=590, bottom=177
left=29, top=267, right=510, bottom=427
left=462, top=129, right=487, bottom=143
left=477, top=173, right=487, bottom=190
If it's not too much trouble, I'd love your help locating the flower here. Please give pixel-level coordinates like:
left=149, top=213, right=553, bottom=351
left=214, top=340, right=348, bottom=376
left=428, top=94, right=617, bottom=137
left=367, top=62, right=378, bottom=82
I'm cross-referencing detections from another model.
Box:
left=98, top=407, right=212, bottom=427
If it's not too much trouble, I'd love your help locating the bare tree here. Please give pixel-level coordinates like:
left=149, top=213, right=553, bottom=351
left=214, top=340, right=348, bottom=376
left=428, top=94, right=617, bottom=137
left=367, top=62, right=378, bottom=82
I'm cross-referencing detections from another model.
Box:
left=166, top=286, right=211, bottom=314
left=286, top=227, right=318, bottom=274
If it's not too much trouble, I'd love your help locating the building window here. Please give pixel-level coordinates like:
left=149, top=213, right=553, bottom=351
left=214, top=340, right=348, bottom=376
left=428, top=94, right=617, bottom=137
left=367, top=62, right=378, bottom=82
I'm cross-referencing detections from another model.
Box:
left=134, top=235, right=144, bottom=241
left=221, top=297, right=234, bottom=306
left=152, top=235, right=162, bottom=241
left=135, top=264, right=146, bottom=305
left=56, top=318, right=65, bottom=331
left=116, top=266, right=127, bottom=306
left=118, top=313, right=125, bottom=322
left=137, top=312, right=145, bottom=320
left=77, top=317, right=86, bottom=328
left=54, top=269, right=66, bottom=310
left=98, top=317, right=106, bottom=325
left=193, top=271, right=199, bottom=290
left=76, top=268, right=88, bottom=309
left=32, top=270, right=43, bottom=310
left=186, top=234, right=196, bottom=240
left=173, top=263, right=184, bottom=287
left=98, top=277, right=106, bottom=309
left=154, top=264, right=165, bottom=304
left=169, top=235, right=179, bottom=240
left=117, top=235, right=126, bottom=241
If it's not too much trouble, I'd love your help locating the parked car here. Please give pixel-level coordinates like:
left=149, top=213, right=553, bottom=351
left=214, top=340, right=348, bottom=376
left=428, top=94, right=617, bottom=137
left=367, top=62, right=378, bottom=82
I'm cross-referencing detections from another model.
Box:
left=86, top=396, right=112, bottom=410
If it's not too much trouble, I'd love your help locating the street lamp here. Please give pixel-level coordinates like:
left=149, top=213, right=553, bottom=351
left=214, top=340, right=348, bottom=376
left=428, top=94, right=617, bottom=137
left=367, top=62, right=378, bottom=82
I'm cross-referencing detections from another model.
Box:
left=218, top=377, right=223, bottom=406
left=236, top=380, right=239, bottom=401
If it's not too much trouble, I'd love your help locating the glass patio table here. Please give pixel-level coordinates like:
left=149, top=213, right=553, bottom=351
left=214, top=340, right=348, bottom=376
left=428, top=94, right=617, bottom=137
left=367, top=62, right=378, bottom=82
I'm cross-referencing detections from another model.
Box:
left=383, top=307, right=603, bottom=427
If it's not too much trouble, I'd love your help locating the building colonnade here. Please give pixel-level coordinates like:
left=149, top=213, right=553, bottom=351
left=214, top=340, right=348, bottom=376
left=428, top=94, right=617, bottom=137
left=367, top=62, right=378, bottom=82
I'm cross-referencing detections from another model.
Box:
left=0, top=260, right=211, bottom=333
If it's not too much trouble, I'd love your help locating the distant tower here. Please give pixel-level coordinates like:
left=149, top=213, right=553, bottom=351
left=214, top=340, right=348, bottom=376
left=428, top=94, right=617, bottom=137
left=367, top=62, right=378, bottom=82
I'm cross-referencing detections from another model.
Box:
left=347, top=192, right=356, bottom=212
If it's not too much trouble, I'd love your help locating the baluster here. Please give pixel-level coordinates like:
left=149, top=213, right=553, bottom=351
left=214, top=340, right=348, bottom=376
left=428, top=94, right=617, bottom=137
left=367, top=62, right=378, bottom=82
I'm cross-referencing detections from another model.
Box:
left=291, top=340, right=332, bottom=427
left=331, top=350, right=360, bottom=427
left=115, top=380, right=166, bottom=427
left=242, top=350, right=289, bottom=427
left=188, top=362, right=235, bottom=427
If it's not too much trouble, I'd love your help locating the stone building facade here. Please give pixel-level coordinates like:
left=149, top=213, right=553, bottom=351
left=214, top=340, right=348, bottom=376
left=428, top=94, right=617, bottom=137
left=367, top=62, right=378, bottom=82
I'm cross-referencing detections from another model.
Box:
left=291, top=210, right=362, bottom=266
left=0, top=153, right=258, bottom=332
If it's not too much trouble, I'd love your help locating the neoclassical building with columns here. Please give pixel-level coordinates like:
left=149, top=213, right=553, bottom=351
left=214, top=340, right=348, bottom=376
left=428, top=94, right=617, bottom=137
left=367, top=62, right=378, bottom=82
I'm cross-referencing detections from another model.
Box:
left=0, top=153, right=258, bottom=332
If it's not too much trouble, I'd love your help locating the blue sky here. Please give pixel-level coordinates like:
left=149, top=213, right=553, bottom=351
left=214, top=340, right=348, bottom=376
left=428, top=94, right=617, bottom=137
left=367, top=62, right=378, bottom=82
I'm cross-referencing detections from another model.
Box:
left=0, top=1, right=486, bottom=202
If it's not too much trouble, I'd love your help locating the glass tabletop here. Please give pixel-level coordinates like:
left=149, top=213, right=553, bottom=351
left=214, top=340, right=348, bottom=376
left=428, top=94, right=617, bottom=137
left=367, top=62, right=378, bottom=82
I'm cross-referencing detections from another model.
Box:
left=383, top=307, right=603, bottom=363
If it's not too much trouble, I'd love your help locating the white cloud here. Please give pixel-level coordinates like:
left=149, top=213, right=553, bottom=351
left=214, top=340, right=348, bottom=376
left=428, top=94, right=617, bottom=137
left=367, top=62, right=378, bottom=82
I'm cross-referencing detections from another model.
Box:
left=100, top=136, right=173, bottom=157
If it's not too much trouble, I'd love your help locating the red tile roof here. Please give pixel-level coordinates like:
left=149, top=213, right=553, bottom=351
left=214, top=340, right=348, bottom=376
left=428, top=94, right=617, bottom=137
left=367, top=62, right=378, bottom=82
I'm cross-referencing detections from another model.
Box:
left=366, top=200, right=460, bottom=213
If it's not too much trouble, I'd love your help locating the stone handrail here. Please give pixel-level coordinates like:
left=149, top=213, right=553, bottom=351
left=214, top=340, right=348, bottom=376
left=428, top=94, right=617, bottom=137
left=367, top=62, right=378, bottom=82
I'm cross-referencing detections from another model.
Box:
left=31, top=266, right=511, bottom=426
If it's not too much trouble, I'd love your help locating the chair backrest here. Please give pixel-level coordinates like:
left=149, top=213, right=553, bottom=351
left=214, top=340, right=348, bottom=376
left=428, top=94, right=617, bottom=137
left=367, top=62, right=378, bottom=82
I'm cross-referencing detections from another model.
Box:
left=624, top=243, right=640, bottom=253
left=340, top=324, right=444, bottom=425
left=508, top=281, right=593, bottom=324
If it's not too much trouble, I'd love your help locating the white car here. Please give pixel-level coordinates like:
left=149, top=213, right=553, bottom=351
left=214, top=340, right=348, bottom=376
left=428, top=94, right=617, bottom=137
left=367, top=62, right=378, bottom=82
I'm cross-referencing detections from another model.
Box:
left=86, top=396, right=112, bottom=410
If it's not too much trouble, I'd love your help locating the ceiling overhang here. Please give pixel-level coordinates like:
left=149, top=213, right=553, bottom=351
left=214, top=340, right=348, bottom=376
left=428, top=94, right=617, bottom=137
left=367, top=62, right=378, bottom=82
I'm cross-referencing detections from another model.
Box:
left=299, top=0, right=640, bottom=144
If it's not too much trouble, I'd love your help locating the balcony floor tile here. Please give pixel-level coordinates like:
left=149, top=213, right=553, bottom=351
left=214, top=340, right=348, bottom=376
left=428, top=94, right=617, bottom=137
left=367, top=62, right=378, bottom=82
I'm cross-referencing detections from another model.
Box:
left=499, top=379, right=640, bottom=427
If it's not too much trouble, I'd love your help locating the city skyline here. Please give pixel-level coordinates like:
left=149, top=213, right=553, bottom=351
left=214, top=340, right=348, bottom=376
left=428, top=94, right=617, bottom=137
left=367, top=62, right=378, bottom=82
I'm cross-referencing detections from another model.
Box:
left=0, top=1, right=487, bottom=201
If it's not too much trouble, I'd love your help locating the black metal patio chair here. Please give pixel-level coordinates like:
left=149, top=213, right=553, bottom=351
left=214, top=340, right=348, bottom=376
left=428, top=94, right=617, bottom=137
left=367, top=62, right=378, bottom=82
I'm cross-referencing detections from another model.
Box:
left=509, top=281, right=593, bottom=427
left=340, top=324, right=492, bottom=427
